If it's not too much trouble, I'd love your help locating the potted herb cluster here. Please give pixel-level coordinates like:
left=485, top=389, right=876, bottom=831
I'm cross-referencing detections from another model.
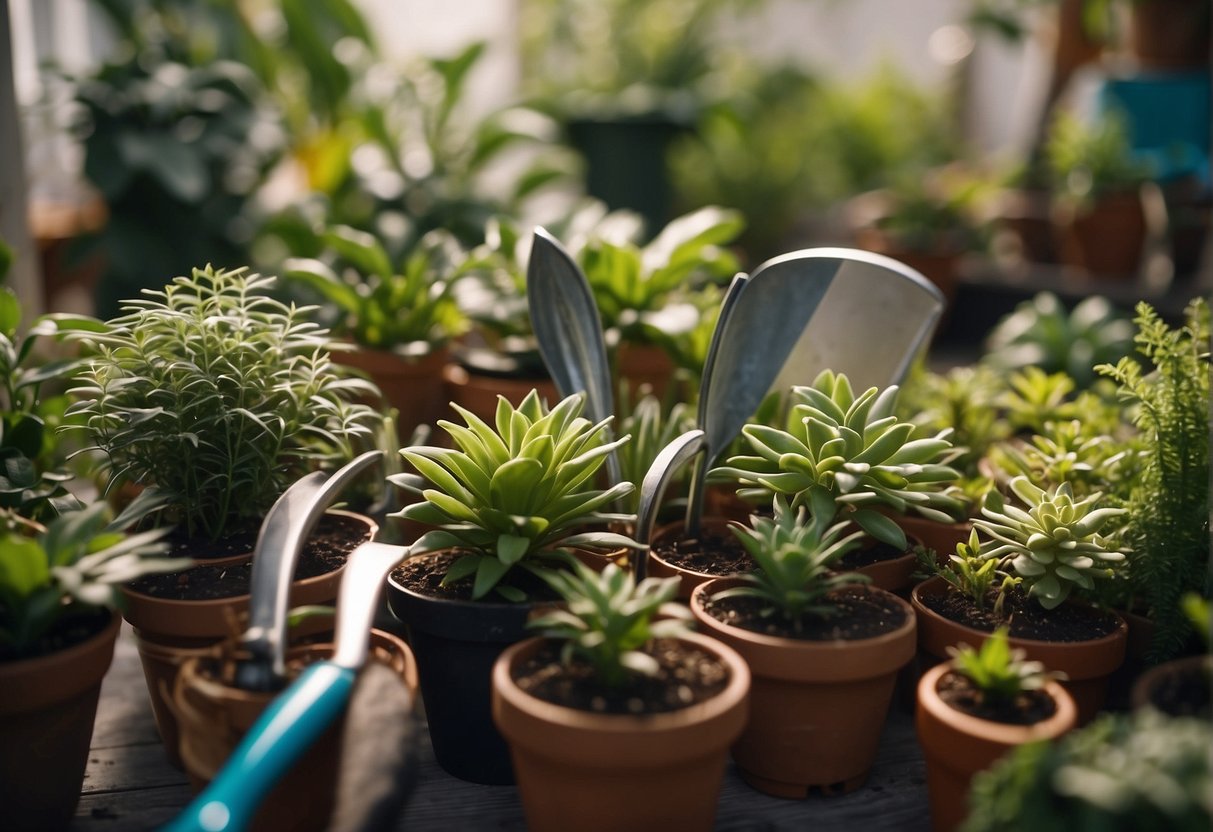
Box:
left=917, top=628, right=1077, bottom=832
left=1, top=502, right=184, bottom=832
left=913, top=477, right=1128, bottom=723
left=386, top=390, right=638, bottom=783
left=690, top=495, right=917, bottom=797
left=61, top=264, right=381, bottom=764
left=492, top=562, right=749, bottom=831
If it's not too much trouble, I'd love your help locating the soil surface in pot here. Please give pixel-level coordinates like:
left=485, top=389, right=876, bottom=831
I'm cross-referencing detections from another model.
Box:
left=919, top=587, right=1121, bottom=643
left=126, top=514, right=370, bottom=601
left=936, top=669, right=1056, bottom=725
left=701, top=585, right=907, bottom=640
left=391, top=550, right=562, bottom=602
left=0, top=607, right=111, bottom=662
left=652, top=529, right=756, bottom=577
left=512, top=639, right=729, bottom=715
left=837, top=538, right=907, bottom=570
left=1146, top=664, right=1212, bottom=719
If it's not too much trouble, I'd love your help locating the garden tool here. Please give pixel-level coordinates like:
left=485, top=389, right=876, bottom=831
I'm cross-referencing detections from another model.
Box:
left=165, top=540, right=412, bottom=832
left=233, top=450, right=383, bottom=693
left=527, top=227, right=623, bottom=489
left=634, top=428, right=705, bottom=580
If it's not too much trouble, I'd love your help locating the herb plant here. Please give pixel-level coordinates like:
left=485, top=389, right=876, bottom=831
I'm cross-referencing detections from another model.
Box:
left=63, top=265, right=380, bottom=542
left=715, top=369, right=965, bottom=550
left=973, top=477, right=1126, bottom=611
left=984, top=419, right=1134, bottom=499
left=997, top=367, right=1078, bottom=435
left=530, top=561, right=692, bottom=687
left=1097, top=299, right=1210, bottom=662
left=0, top=498, right=185, bottom=658
left=931, top=529, right=1021, bottom=617
left=393, top=391, right=638, bottom=601
left=716, top=494, right=868, bottom=629
left=614, top=394, right=696, bottom=514
left=947, top=627, right=1059, bottom=706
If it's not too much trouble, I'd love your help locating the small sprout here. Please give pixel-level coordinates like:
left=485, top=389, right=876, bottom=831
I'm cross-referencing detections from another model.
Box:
left=947, top=627, right=1064, bottom=706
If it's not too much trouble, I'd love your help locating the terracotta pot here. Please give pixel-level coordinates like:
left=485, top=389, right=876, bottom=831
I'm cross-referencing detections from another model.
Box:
left=1126, top=0, right=1211, bottom=69
left=121, top=510, right=376, bottom=767
left=703, top=484, right=754, bottom=522
left=615, top=341, right=679, bottom=404
left=849, top=534, right=921, bottom=596
left=885, top=512, right=973, bottom=567
left=335, top=343, right=449, bottom=442
left=173, top=629, right=418, bottom=832
left=912, top=576, right=1127, bottom=724
left=995, top=188, right=1059, bottom=264
left=1131, top=654, right=1213, bottom=716
left=916, top=662, right=1077, bottom=832
left=385, top=552, right=540, bottom=784
left=0, top=611, right=121, bottom=832
left=442, top=362, right=560, bottom=426
left=648, top=517, right=745, bottom=602
left=690, top=579, right=917, bottom=797
left=1056, top=191, right=1147, bottom=279
left=492, top=633, right=750, bottom=832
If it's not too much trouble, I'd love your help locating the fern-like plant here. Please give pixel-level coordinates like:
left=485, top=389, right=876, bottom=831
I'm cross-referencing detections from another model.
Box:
left=1097, top=299, right=1210, bottom=662
left=529, top=561, right=692, bottom=688
left=715, top=369, right=965, bottom=550
left=392, top=391, right=638, bottom=601
left=63, top=265, right=381, bottom=541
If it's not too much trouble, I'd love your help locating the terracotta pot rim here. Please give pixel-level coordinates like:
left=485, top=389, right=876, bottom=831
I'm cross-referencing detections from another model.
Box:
left=648, top=516, right=749, bottom=582
left=0, top=610, right=121, bottom=716
left=911, top=575, right=1129, bottom=652
left=1130, top=654, right=1213, bottom=712
left=493, top=632, right=750, bottom=734
left=691, top=578, right=917, bottom=653
left=917, top=661, right=1077, bottom=745
left=0, top=608, right=119, bottom=676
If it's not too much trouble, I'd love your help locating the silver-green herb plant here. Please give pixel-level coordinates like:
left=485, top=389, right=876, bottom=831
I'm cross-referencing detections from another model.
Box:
left=64, top=265, right=381, bottom=541
left=715, top=369, right=965, bottom=550
left=0, top=497, right=186, bottom=657
left=530, top=561, right=693, bottom=688
left=715, top=493, right=868, bottom=630
left=947, top=627, right=1062, bottom=706
left=393, top=390, right=638, bottom=601
left=973, top=476, right=1126, bottom=611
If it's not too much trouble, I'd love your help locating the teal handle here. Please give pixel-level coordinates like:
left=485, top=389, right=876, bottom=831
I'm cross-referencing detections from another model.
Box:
left=163, top=662, right=356, bottom=832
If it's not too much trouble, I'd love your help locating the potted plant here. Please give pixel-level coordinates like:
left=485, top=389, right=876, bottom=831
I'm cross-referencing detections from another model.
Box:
left=962, top=709, right=1211, bottom=831
left=60, top=264, right=381, bottom=764
left=689, top=495, right=917, bottom=797
left=917, top=627, right=1077, bottom=832
left=492, top=561, right=749, bottom=831
left=1045, top=110, right=1152, bottom=278
left=709, top=369, right=965, bottom=593
left=385, top=390, right=638, bottom=783
left=1131, top=594, right=1211, bottom=718
left=0, top=501, right=185, bottom=832
left=284, top=225, right=471, bottom=440
left=913, top=476, right=1129, bottom=723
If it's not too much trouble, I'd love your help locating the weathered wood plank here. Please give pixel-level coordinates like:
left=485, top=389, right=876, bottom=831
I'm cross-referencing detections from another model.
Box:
left=75, top=784, right=194, bottom=831
left=82, top=742, right=188, bottom=795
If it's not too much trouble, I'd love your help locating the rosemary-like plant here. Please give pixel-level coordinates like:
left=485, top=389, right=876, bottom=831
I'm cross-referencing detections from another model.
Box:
left=530, top=561, right=692, bottom=688
left=64, top=265, right=381, bottom=541
left=1097, top=299, right=1210, bottom=662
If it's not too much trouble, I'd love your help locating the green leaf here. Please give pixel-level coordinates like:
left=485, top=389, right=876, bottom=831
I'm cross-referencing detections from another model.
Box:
left=496, top=533, right=530, bottom=565
left=852, top=508, right=908, bottom=550
left=0, top=537, right=50, bottom=597
left=472, top=556, right=510, bottom=600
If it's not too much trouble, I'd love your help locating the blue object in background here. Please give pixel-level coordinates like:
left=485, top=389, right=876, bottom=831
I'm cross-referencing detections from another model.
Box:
left=1100, top=72, right=1212, bottom=186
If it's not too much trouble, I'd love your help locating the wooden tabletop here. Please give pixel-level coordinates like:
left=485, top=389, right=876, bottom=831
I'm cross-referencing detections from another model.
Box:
left=75, top=623, right=931, bottom=831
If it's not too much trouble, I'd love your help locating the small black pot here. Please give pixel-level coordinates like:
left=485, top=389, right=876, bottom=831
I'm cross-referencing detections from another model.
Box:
left=385, top=569, right=533, bottom=785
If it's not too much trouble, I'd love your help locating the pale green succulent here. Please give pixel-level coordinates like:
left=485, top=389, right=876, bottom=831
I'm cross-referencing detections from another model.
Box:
left=392, top=390, right=638, bottom=601
left=714, top=370, right=965, bottom=550
left=974, top=477, right=1126, bottom=610
left=985, top=419, right=1133, bottom=499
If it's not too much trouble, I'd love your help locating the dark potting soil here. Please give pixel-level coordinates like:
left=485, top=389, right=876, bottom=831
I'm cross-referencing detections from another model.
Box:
left=125, top=514, right=371, bottom=601
left=391, top=549, right=563, bottom=603
left=1147, top=663, right=1212, bottom=719
left=837, top=538, right=909, bottom=570
left=512, top=638, right=730, bottom=715
left=919, top=586, right=1121, bottom=643
left=702, top=585, right=908, bottom=641
left=651, top=528, right=756, bottom=577
left=936, top=669, right=1057, bottom=726
left=0, top=607, right=111, bottom=663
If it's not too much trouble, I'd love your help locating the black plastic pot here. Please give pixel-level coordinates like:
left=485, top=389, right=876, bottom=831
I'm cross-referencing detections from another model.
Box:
left=385, top=568, right=533, bottom=785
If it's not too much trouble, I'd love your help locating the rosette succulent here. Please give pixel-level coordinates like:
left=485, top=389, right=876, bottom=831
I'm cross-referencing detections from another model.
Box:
left=392, top=391, right=638, bottom=600
left=974, top=476, right=1126, bottom=610
left=715, top=370, right=964, bottom=550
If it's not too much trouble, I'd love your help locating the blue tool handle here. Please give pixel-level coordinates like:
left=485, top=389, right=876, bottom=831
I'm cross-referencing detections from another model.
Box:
left=163, top=662, right=356, bottom=832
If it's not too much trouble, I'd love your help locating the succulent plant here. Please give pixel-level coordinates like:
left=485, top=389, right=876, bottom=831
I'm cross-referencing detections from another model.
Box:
left=715, top=369, right=965, bottom=550
left=997, top=367, right=1079, bottom=435
left=393, top=391, right=638, bottom=601
left=984, top=419, right=1133, bottom=499
left=716, top=493, right=868, bottom=629
left=931, top=528, right=1021, bottom=616
left=974, top=477, right=1126, bottom=610
left=947, top=627, right=1061, bottom=706
left=529, top=561, right=693, bottom=687
left=614, top=394, right=696, bottom=514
